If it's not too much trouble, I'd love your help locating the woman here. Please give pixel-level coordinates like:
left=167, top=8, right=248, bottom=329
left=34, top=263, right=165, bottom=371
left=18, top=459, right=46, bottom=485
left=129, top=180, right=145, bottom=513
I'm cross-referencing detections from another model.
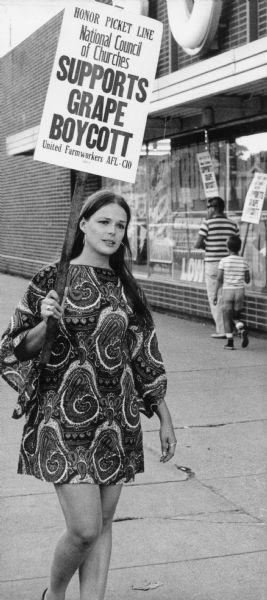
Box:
left=0, top=189, right=176, bottom=600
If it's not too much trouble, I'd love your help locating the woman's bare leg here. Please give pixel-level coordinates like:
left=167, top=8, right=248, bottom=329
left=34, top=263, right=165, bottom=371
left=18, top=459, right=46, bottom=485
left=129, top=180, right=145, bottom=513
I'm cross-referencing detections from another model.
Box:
left=46, top=484, right=102, bottom=600
left=79, top=485, right=122, bottom=600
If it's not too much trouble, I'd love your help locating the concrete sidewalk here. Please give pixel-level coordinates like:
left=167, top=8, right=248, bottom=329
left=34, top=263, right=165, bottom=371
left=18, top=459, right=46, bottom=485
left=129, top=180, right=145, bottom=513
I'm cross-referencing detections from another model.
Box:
left=0, top=273, right=266, bottom=600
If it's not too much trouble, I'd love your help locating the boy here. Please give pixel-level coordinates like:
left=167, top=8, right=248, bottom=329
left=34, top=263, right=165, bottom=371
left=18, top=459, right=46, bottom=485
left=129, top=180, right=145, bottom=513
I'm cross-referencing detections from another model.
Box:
left=213, top=235, right=250, bottom=349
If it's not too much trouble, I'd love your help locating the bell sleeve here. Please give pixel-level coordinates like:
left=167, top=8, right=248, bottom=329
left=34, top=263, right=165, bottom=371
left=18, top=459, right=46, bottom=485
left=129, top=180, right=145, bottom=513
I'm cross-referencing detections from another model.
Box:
left=0, top=264, right=57, bottom=417
left=127, top=306, right=167, bottom=419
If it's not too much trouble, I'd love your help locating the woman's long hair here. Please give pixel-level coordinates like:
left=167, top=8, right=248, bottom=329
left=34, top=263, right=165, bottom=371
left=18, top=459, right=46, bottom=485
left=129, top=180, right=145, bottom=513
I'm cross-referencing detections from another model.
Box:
left=71, top=189, right=148, bottom=316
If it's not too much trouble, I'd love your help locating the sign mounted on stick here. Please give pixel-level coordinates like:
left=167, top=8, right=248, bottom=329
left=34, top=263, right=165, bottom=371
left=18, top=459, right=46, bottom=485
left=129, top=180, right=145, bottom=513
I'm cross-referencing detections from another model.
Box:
left=241, top=172, right=267, bottom=224
left=34, top=1, right=163, bottom=183
left=196, top=151, right=219, bottom=198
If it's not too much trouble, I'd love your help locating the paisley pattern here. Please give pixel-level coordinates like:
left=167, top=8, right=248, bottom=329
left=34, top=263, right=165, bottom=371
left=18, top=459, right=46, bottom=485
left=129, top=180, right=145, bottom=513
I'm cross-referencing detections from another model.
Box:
left=0, top=264, right=167, bottom=485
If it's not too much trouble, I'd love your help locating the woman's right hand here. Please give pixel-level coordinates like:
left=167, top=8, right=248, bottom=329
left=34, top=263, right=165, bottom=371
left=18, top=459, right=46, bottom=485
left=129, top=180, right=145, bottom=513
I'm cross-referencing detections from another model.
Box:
left=41, top=290, right=64, bottom=322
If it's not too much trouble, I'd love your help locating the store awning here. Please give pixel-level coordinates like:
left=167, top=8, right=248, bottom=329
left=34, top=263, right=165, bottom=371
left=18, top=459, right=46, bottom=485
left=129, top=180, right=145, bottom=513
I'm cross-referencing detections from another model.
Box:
left=145, top=37, right=267, bottom=141
left=150, top=37, right=267, bottom=116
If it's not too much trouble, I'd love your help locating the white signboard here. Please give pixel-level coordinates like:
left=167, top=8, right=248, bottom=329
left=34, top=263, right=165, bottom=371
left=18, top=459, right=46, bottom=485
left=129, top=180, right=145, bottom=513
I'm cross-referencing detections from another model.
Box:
left=197, top=151, right=219, bottom=198
left=34, top=1, right=162, bottom=183
left=241, top=172, right=267, bottom=224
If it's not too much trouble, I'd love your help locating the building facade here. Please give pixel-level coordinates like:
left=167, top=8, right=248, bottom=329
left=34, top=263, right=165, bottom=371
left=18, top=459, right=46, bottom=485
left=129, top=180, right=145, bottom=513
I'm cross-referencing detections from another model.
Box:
left=1, top=0, right=267, bottom=330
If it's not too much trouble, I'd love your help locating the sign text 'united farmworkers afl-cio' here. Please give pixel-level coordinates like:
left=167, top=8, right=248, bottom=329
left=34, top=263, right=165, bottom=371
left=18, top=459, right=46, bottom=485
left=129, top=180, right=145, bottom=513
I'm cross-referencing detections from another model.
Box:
left=34, top=2, right=163, bottom=183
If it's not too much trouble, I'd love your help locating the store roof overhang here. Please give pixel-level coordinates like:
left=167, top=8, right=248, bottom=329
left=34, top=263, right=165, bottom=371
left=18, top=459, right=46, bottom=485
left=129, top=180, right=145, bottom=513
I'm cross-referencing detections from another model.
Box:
left=145, top=37, right=267, bottom=142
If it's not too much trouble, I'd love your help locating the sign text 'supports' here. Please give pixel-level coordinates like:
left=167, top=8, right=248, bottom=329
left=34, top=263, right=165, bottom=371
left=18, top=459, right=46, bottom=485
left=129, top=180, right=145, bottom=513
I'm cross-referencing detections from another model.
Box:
left=34, top=3, right=163, bottom=183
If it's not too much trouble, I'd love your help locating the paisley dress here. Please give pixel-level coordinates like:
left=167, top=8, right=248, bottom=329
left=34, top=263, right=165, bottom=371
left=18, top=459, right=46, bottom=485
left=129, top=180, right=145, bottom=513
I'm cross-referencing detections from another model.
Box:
left=0, top=264, right=167, bottom=485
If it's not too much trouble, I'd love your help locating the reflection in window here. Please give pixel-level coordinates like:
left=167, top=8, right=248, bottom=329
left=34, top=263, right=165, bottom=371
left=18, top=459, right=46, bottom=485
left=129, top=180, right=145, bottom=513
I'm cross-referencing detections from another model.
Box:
left=230, top=133, right=267, bottom=213
left=230, top=132, right=267, bottom=293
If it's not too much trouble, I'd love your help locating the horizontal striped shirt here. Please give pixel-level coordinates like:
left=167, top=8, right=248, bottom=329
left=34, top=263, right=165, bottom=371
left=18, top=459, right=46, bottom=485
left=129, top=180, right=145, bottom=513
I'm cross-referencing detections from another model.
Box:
left=218, top=255, right=249, bottom=289
left=198, top=216, right=239, bottom=262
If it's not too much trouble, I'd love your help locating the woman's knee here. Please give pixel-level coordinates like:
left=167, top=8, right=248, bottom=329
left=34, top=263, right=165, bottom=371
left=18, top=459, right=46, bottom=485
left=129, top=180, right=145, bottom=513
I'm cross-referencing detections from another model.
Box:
left=69, top=520, right=102, bottom=547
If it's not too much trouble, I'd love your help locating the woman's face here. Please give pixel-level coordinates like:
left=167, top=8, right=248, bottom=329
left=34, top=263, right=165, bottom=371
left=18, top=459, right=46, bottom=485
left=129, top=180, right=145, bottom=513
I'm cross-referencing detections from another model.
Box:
left=80, top=203, right=128, bottom=258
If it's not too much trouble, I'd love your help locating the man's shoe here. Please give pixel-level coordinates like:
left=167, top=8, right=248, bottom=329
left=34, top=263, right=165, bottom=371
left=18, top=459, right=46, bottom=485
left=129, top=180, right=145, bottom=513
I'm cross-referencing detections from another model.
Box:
left=241, top=328, right=249, bottom=348
left=211, top=333, right=226, bottom=339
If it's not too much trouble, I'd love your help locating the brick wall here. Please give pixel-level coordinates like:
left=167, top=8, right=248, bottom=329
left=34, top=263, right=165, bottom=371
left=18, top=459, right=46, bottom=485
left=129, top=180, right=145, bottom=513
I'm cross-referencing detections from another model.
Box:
left=258, top=0, right=267, bottom=36
left=2, top=13, right=63, bottom=132
left=0, top=13, right=67, bottom=277
left=137, top=277, right=267, bottom=333
left=219, top=0, right=248, bottom=51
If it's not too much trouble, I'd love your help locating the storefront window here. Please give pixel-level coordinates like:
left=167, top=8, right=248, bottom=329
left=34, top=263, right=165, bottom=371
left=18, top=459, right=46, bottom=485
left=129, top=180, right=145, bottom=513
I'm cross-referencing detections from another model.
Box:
left=103, top=131, right=267, bottom=294
left=146, top=139, right=227, bottom=285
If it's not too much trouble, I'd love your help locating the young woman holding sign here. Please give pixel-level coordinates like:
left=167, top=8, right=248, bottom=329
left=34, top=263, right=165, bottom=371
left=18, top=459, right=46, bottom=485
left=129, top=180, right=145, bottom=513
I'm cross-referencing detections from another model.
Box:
left=0, top=189, right=176, bottom=600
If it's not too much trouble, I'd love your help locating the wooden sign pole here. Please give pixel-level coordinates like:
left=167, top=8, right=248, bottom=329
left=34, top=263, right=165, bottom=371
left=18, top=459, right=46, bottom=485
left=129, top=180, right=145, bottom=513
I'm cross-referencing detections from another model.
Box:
left=241, top=222, right=250, bottom=256
left=40, top=170, right=87, bottom=366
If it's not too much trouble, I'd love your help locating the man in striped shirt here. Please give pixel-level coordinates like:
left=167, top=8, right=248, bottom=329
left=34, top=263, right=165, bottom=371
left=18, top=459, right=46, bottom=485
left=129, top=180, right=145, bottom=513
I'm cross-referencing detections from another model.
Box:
left=195, top=196, right=239, bottom=338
